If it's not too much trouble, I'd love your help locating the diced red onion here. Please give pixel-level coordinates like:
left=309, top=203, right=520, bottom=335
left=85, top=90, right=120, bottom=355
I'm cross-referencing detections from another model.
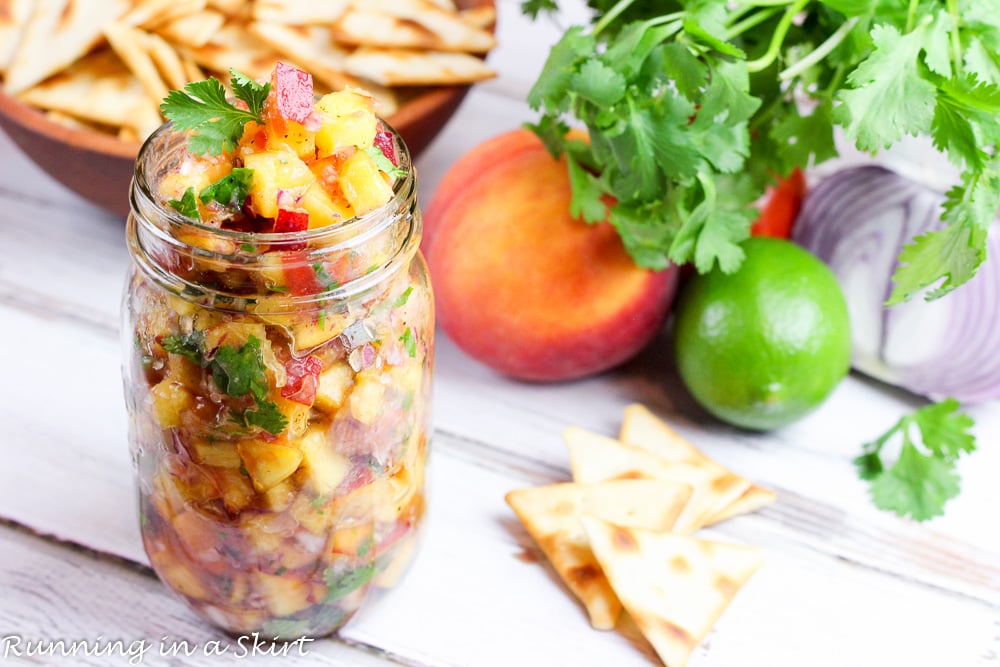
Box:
left=793, top=165, right=1000, bottom=403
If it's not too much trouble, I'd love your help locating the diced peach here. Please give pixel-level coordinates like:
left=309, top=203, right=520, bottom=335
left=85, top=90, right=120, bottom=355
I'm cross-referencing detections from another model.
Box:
left=256, top=572, right=312, bottom=617
left=313, top=362, right=355, bottom=414
left=315, top=90, right=377, bottom=157
left=265, top=119, right=316, bottom=159
left=149, top=380, right=194, bottom=428
left=238, top=440, right=304, bottom=492
left=301, top=182, right=354, bottom=228
left=202, top=321, right=267, bottom=352
left=339, top=151, right=393, bottom=215
left=348, top=371, right=384, bottom=424
left=331, top=522, right=375, bottom=557
left=215, top=467, right=256, bottom=513
left=243, top=150, right=316, bottom=219
left=294, top=425, right=350, bottom=494
left=191, top=441, right=242, bottom=468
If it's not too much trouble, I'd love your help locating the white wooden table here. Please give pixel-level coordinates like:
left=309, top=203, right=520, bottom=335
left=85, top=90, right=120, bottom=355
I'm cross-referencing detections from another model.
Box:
left=1, top=2, right=998, bottom=665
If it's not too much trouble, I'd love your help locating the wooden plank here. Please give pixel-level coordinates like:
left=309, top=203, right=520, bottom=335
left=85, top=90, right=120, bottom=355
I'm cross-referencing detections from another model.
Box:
left=0, top=524, right=406, bottom=667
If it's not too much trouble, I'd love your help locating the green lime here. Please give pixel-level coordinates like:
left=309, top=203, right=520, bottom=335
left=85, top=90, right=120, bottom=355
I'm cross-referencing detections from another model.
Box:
left=673, top=236, right=851, bottom=431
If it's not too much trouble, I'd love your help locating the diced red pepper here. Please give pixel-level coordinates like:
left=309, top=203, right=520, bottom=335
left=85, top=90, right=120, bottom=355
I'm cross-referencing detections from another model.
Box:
left=373, top=131, right=397, bottom=166
left=281, top=251, right=322, bottom=296
left=272, top=62, right=315, bottom=125
left=281, top=355, right=323, bottom=405
left=751, top=168, right=807, bottom=239
left=274, top=208, right=309, bottom=233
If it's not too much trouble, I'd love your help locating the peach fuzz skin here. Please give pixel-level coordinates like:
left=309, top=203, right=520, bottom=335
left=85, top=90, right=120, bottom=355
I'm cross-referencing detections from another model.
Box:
left=425, top=129, right=678, bottom=382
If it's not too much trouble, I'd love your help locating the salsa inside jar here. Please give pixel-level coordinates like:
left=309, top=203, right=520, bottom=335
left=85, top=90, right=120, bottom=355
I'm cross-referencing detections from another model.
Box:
left=123, top=63, right=432, bottom=638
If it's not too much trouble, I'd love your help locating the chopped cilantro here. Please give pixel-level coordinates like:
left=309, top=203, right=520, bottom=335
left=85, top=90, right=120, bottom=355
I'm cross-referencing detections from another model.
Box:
left=323, top=563, right=376, bottom=602
left=230, top=399, right=288, bottom=436
left=167, top=187, right=200, bottom=221
left=240, top=242, right=257, bottom=253
left=160, top=69, right=269, bottom=155
left=364, top=146, right=406, bottom=179
left=266, top=284, right=290, bottom=293
left=855, top=398, right=976, bottom=521
left=211, top=335, right=269, bottom=401
left=274, top=566, right=287, bottom=576
left=394, top=286, right=414, bottom=307
left=161, top=330, right=205, bottom=364
left=356, top=536, right=375, bottom=559
left=399, top=327, right=417, bottom=358
left=199, top=167, right=254, bottom=210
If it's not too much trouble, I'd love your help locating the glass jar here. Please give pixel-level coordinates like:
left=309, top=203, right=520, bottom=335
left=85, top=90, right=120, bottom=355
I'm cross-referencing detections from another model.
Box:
left=122, top=122, right=433, bottom=638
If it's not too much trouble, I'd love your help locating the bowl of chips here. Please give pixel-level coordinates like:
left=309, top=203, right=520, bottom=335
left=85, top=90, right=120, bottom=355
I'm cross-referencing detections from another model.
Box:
left=0, top=0, right=497, bottom=215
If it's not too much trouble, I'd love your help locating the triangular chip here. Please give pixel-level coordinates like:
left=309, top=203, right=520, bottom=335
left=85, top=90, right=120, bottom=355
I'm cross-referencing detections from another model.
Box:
left=459, top=5, right=497, bottom=30
left=4, top=0, right=130, bottom=94
left=582, top=517, right=764, bottom=667
left=16, top=48, right=162, bottom=138
left=506, top=480, right=692, bottom=630
left=709, top=485, right=778, bottom=523
left=177, top=20, right=282, bottom=83
left=332, top=8, right=495, bottom=54
left=143, top=31, right=188, bottom=90
left=154, top=10, right=225, bottom=48
left=0, top=0, right=33, bottom=73
left=564, top=427, right=750, bottom=533
left=206, top=0, right=245, bottom=16
left=104, top=22, right=169, bottom=105
left=246, top=22, right=357, bottom=92
left=252, top=0, right=349, bottom=25
left=120, top=0, right=206, bottom=30
left=343, top=48, right=495, bottom=86
left=620, top=404, right=776, bottom=524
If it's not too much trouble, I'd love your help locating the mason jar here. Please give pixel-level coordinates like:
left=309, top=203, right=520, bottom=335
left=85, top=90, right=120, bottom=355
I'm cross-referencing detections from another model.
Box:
left=122, top=121, right=433, bottom=638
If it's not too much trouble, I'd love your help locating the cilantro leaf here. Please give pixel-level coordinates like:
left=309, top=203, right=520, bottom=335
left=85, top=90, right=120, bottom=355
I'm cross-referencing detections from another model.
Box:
left=363, top=146, right=405, bottom=179
left=324, top=563, right=376, bottom=601
left=394, top=286, right=414, bottom=307
left=399, top=327, right=417, bottom=358
left=565, top=151, right=608, bottom=222
left=167, top=187, right=200, bottom=220
left=199, top=168, right=254, bottom=210
left=161, top=76, right=263, bottom=155
left=211, top=335, right=269, bottom=401
left=571, top=59, right=627, bottom=107
left=835, top=23, right=937, bottom=151
left=161, top=331, right=205, bottom=363
left=521, top=0, right=559, bottom=19
left=527, top=27, right=594, bottom=113
left=231, top=399, right=288, bottom=436
left=855, top=398, right=976, bottom=521
left=229, top=68, right=270, bottom=118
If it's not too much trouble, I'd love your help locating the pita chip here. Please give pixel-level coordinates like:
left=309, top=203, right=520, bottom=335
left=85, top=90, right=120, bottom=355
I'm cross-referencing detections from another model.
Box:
left=120, top=0, right=206, bottom=30
left=333, top=8, right=495, bottom=54
left=564, top=427, right=750, bottom=533
left=154, top=10, right=225, bottom=48
left=342, top=0, right=495, bottom=53
left=582, top=517, right=764, bottom=667
left=104, top=22, right=169, bottom=106
left=4, top=0, right=130, bottom=94
left=178, top=20, right=282, bottom=83
left=206, top=0, right=246, bottom=17
left=0, top=0, right=34, bottom=73
left=17, top=48, right=162, bottom=138
left=459, top=5, right=497, bottom=30
left=344, top=48, right=495, bottom=86
left=246, top=22, right=357, bottom=92
left=506, top=480, right=692, bottom=630
left=143, top=31, right=188, bottom=90
left=620, top=404, right=776, bottom=524
left=251, top=0, right=349, bottom=25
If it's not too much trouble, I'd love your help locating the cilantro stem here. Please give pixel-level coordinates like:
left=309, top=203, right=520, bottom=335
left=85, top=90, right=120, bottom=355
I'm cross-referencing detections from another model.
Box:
left=592, top=0, right=638, bottom=37
left=945, top=0, right=962, bottom=72
left=779, top=17, right=858, bottom=81
left=726, top=6, right=782, bottom=40
left=745, top=0, right=809, bottom=73
left=905, top=0, right=919, bottom=32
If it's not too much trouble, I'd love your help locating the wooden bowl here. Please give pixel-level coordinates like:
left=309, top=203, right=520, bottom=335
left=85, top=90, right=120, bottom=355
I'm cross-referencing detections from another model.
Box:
left=0, top=0, right=493, bottom=217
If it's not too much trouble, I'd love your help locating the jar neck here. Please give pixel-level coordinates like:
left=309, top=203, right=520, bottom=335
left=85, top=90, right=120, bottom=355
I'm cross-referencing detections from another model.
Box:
left=127, top=123, right=421, bottom=314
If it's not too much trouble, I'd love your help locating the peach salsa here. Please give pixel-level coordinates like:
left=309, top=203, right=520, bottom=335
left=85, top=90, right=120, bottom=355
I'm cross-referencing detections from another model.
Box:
left=121, top=63, right=433, bottom=638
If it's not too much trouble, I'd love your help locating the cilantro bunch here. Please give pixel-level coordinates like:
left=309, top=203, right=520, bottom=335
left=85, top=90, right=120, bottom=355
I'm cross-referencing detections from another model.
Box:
left=523, top=0, right=1000, bottom=304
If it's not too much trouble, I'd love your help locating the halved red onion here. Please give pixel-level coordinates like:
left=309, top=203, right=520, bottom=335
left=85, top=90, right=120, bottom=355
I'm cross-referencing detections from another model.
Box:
left=793, top=165, right=1000, bottom=403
